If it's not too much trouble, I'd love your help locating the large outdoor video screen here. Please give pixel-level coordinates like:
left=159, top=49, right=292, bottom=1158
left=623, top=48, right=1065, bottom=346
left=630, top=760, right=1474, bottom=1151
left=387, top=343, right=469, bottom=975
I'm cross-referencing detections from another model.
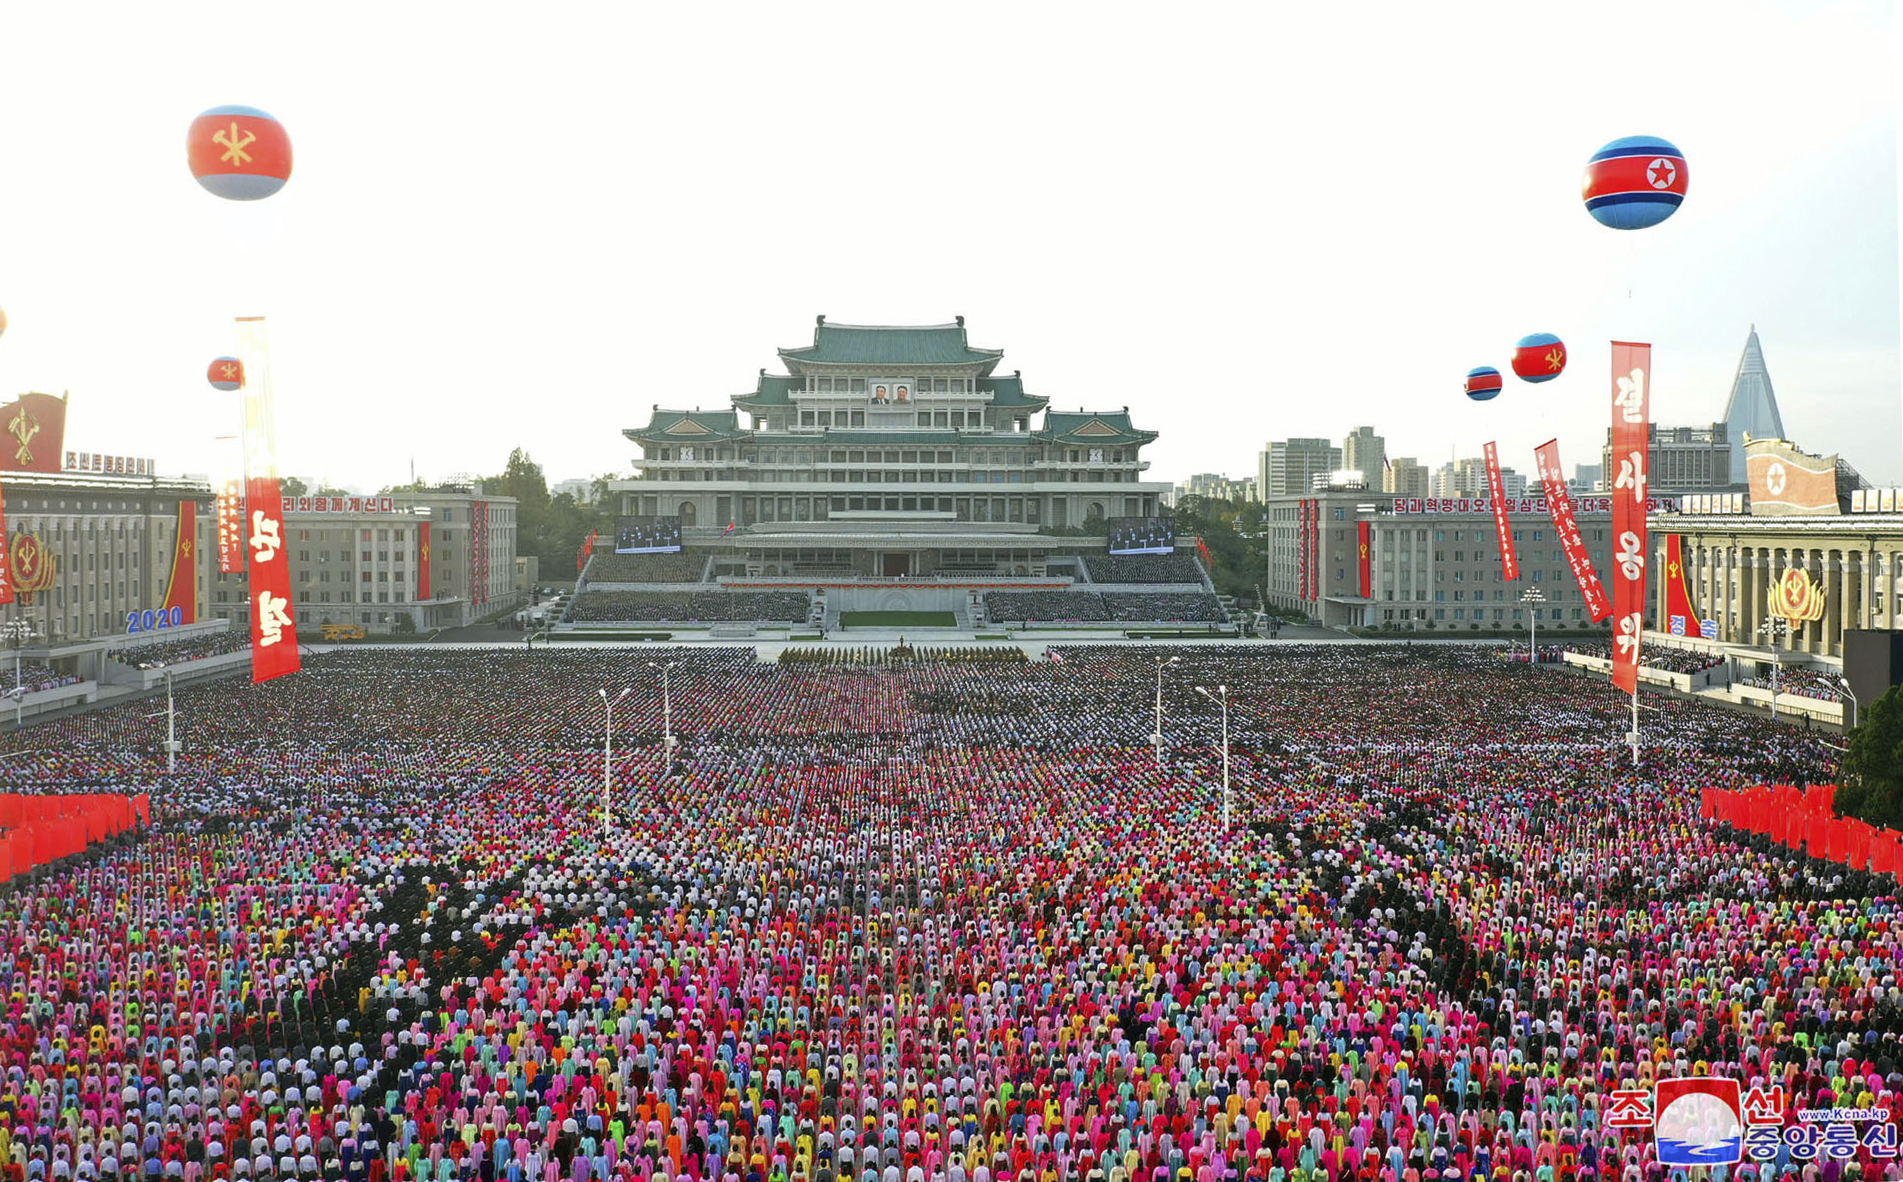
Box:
left=614, top=515, right=683, bottom=554
left=1108, top=516, right=1175, bottom=556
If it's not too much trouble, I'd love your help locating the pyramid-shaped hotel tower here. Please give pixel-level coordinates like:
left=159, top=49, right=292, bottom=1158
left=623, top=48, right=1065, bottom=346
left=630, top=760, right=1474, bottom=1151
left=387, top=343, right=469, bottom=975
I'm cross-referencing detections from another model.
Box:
left=1720, top=325, right=1787, bottom=479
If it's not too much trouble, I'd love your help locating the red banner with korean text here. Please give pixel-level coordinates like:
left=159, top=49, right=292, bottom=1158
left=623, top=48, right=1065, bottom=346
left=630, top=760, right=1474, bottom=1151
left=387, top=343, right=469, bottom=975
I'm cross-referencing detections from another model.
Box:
left=473, top=500, right=489, bottom=607
left=236, top=317, right=300, bottom=684
left=1297, top=500, right=1310, bottom=602
left=1609, top=341, right=1652, bottom=695
left=418, top=521, right=432, bottom=600
left=158, top=500, right=196, bottom=624
left=1357, top=521, right=1371, bottom=598
left=1483, top=442, right=1520, bottom=582
left=1308, top=500, right=1321, bottom=601
left=1663, top=534, right=1702, bottom=638
left=215, top=434, right=243, bottom=574
left=1533, top=439, right=1612, bottom=622
left=0, top=476, right=13, bottom=606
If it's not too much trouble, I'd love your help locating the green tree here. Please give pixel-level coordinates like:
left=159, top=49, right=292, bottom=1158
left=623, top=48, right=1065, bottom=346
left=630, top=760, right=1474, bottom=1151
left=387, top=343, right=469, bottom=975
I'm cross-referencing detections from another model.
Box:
left=1166, top=494, right=1266, bottom=600
left=280, top=476, right=308, bottom=497
left=479, top=448, right=611, bottom=570
left=1839, top=684, right=1903, bottom=827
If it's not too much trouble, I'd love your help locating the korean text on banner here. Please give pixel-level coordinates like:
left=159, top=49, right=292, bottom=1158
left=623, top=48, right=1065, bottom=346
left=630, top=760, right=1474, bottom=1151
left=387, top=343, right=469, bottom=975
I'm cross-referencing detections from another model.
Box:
left=236, top=317, right=300, bottom=684
left=1483, top=442, right=1520, bottom=582
left=1533, top=439, right=1613, bottom=623
left=1297, top=500, right=1310, bottom=602
left=1357, top=521, right=1371, bottom=598
left=214, top=434, right=244, bottom=574
left=1610, top=341, right=1653, bottom=694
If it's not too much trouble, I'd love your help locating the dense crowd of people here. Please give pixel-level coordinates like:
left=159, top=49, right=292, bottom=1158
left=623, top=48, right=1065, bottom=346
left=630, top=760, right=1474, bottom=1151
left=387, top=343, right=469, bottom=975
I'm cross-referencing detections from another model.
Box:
left=1741, top=666, right=1846, bottom=702
left=105, top=632, right=254, bottom=670
left=5, top=659, right=83, bottom=695
left=567, top=592, right=812, bottom=624
left=0, top=643, right=1892, bottom=1182
left=582, top=553, right=712, bottom=586
left=1078, top=556, right=1207, bottom=585
left=981, top=592, right=1225, bottom=624
left=1560, top=642, right=1726, bottom=676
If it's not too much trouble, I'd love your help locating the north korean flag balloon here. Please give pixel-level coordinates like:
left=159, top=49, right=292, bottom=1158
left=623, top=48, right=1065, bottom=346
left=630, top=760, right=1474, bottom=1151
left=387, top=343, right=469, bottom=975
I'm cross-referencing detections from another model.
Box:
left=1511, top=333, right=1567, bottom=383
left=0, top=306, right=7, bottom=340
left=1582, top=135, right=1687, bottom=230
left=1464, top=367, right=1503, bottom=401
left=187, top=105, right=293, bottom=201
left=208, top=357, right=244, bottom=391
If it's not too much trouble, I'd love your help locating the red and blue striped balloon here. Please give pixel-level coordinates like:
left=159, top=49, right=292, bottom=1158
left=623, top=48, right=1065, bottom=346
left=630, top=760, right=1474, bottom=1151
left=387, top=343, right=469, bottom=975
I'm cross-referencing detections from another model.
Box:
left=1582, top=135, right=1687, bottom=230
left=1511, top=333, right=1567, bottom=383
left=208, top=357, right=244, bottom=391
left=187, top=105, right=293, bottom=201
left=1464, top=367, right=1503, bottom=401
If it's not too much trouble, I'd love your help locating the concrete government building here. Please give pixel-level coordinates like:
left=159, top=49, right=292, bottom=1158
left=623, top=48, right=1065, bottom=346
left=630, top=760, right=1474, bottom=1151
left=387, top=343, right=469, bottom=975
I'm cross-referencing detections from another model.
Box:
left=610, top=317, right=1171, bottom=578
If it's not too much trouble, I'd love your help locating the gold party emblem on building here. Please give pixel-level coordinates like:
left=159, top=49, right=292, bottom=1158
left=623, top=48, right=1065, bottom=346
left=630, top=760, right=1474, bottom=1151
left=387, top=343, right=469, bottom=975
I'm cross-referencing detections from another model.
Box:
left=6, top=406, right=38, bottom=466
left=1770, top=568, right=1826, bottom=623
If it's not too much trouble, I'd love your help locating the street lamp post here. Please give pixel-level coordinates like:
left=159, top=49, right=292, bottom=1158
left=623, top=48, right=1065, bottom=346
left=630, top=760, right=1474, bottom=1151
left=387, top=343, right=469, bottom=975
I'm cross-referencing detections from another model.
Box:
left=1194, top=684, right=1231, bottom=831
left=1834, top=675, right=1859, bottom=731
left=1151, top=655, right=1180, bottom=768
left=648, top=661, right=677, bottom=775
left=156, top=665, right=180, bottom=773
left=597, top=686, right=631, bottom=841
left=1758, top=617, right=1791, bottom=721
left=1519, top=587, right=1547, bottom=666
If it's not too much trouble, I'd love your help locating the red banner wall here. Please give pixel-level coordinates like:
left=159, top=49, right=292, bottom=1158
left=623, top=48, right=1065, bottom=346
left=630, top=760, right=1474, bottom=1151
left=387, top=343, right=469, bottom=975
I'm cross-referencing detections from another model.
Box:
left=418, top=521, right=432, bottom=600
left=1609, top=341, right=1652, bottom=695
left=1357, top=521, right=1371, bottom=598
left=1664, top=534, right=1703, bottom=638
left=158, top=500, right=197, bottom=624
left=237, top=317, right=300, bottom=683
left=1483, top=442, right=1520, bottom=583
left=0, top=476, right=13, bottom=606
left=1533, top=439, right=1613, bottom=622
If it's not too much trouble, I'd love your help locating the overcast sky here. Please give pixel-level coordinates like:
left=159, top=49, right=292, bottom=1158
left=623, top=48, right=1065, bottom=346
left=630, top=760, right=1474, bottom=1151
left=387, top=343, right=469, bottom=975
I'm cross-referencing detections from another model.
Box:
left=0, top=1, right=1896, bottom=491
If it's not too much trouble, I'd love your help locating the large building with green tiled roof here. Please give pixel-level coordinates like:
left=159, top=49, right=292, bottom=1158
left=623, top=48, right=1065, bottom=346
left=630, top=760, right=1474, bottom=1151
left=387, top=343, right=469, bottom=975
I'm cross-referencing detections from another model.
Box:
left=610, top=316, right=1171, bottom=579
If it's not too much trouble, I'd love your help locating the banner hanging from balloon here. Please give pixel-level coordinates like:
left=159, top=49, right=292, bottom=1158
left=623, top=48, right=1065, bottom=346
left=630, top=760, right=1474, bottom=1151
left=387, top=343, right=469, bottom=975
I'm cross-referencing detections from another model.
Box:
left=1610, top=341, right=1653, bottom=695
left=1483, top=442, right=1520, bottom=583
left=214, top=434, right=244, bottom=574
left=1664, top=534, right=1703, bottom=638
left=1357, top=521, right=1371, bottom=599
left=236, top=317, right=300, bottom=684
left=1533, top=439, right=1612, bottom=623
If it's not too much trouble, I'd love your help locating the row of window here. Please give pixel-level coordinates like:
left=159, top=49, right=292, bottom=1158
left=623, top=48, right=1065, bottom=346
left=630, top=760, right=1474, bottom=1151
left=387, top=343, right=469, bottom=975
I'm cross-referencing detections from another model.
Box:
left=804, top=377, right=975, bottom=395
left=1382, top=608, right=1584, bottom=621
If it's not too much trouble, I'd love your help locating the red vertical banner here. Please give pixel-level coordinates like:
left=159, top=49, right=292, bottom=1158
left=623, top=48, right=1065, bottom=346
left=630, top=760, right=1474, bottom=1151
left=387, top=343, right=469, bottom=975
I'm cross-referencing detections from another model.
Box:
left=1533, top=439, right=1612, bottom=622
left=1357, top=521, right=1371, bottom=598
left=0, top=476, right=13, bottom=606
left=1482, top=442, right=1520, bottom=582
left=418, top=521, right=433, bottom=600
left=1297, top=499, right=1311, bottom=602
left=158, top=500, right=197, bottom=624
left=1308, top=499, right=1320, bottom=601
left=1663, top=534, right=1702, bottom=638
left=236, top=317, right=300, bottom=683
left=1609, top=341, right=1652, bottom=695
left=214, top=435, right=244, bottom=574
left=578, top=529, right=595, bottom=573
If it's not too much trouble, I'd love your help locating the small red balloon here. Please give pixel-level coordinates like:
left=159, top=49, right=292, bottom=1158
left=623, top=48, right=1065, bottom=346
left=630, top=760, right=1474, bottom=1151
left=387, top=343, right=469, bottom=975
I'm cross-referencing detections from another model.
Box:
left=208, top=357, right=244, bottom=391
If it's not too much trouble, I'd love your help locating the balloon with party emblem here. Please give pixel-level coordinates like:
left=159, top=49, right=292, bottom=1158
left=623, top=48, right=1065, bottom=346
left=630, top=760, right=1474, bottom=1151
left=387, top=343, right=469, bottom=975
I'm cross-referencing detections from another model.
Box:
left=1511, top=333, right=1567, bottom=383
left=1464, top=366, right=1503, bottom=401
left=186, top=105, right=293, bottom=201
left=208, top=357, right=244, bottom=391
left=1582, top=135, right=1686, bottom=230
